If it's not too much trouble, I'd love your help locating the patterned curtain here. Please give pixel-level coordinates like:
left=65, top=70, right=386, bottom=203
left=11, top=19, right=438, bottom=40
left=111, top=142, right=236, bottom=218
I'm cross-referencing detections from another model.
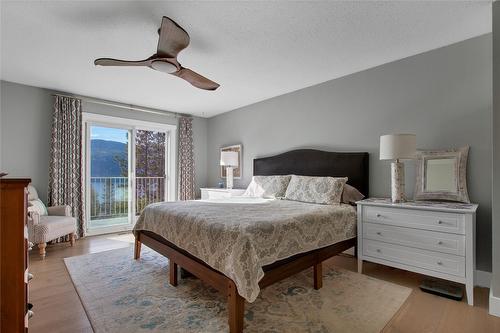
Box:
left=178, top=116, right=195, bottom=200
left=48, top=95, right=85, bottom=238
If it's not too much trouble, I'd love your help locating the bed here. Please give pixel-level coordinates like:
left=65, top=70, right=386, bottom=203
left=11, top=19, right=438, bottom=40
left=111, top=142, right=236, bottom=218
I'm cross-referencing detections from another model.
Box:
left=133, top=149, right=369, bottom=333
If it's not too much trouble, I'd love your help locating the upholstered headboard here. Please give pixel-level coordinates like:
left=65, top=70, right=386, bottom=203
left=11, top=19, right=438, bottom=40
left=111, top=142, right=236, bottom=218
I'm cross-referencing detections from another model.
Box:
left=253, top=149, right=370, bottom=196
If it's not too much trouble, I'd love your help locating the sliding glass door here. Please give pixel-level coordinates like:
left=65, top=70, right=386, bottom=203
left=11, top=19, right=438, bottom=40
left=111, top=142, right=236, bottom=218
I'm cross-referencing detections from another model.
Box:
left=84, top=114, right=176, bottom=235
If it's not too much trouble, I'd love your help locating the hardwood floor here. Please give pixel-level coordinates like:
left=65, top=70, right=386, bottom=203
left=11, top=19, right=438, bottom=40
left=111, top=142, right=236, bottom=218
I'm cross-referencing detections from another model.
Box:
left=28, top=233, right=500, bottom=333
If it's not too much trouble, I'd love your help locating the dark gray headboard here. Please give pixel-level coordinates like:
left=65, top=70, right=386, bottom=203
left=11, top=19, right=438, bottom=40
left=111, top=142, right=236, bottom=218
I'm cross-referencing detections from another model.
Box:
left=253, top=149, right=369, bottom=196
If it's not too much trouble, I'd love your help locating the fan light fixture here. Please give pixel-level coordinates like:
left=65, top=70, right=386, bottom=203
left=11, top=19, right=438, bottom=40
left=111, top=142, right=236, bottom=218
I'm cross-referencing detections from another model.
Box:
left=150, top=60, right=178, bottom=74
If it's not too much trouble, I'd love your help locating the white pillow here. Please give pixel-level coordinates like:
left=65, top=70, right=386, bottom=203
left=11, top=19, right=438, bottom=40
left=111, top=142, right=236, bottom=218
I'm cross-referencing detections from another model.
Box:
left=243, top=175, right=292, bottom=198
left=28, top=199, right=48, bottom=216
left=284, top=175, right=347, bottom=205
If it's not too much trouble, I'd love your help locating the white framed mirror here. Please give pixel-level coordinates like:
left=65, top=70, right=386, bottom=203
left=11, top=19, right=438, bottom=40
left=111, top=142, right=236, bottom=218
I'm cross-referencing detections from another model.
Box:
left=414, top=146, right=470, bottom=203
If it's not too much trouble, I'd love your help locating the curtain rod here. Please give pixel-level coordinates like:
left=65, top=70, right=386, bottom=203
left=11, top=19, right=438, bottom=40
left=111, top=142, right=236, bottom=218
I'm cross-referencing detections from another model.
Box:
left=51, top=93, right=184, bottom=118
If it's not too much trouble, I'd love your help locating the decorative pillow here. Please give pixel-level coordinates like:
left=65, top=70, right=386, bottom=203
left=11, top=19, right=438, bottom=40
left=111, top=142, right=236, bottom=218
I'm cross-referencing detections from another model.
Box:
left=28, top=199, right=48, bottom=216
left=284, top=175, right=347, bottom=205
left=243, top=175, right=292, bottom=198
left=341, top=184, right=365, bottom=205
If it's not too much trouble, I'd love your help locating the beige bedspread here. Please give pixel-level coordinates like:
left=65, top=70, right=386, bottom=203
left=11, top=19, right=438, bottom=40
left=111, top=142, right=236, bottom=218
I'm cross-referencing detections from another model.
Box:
left=133, top=197, right=357, bottom=302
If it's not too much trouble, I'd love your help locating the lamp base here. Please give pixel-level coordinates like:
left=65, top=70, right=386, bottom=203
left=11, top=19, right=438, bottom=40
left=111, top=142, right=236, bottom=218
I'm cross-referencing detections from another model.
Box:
left=391, top=161, right=406, bottom=203
left=226, top=167, right=234, bottom=189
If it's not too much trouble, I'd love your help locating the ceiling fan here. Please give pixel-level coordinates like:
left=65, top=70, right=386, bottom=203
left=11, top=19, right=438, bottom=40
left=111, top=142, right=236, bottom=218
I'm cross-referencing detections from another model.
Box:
left=94, top=16, right=219, bottom=91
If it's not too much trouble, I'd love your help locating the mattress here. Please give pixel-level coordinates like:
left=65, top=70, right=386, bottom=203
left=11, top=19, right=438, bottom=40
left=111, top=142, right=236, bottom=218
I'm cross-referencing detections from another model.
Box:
left=133, top=197, right=357, bottom=302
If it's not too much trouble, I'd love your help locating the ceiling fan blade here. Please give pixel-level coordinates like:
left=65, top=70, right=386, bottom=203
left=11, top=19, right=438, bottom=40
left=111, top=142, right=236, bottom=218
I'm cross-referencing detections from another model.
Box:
left=157, top=17, right=190, bottom=58
left=94, top=58, right=152, bottom=67
left=171, top=68, right=220, bottom=90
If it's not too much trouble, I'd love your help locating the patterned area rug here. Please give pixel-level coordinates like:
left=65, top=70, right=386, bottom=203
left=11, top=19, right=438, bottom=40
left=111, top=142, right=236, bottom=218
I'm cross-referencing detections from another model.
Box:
left=65, top=247, right=411, bottom=333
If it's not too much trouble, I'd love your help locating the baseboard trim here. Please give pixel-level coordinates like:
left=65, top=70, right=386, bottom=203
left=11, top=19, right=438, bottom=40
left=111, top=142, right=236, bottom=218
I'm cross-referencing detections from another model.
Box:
left=476, top=270, right=492, bottom=288
left=489, top=287, right=500, bottom=317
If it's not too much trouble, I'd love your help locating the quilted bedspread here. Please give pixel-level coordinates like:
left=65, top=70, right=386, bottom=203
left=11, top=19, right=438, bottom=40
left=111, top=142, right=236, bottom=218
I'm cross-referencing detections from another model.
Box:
left=133, top=197, right=357, bottom=302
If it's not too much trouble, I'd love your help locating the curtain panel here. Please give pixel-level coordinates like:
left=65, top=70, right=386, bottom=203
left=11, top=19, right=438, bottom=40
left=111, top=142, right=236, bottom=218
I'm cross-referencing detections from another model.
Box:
left=178, top=116, right=196, bottom=200
left=48, top=95, right=85, bottom=239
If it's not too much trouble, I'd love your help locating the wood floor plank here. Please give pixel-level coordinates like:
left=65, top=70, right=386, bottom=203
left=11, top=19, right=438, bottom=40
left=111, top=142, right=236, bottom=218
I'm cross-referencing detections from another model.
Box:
left=28, top=233, right=500, bottom=333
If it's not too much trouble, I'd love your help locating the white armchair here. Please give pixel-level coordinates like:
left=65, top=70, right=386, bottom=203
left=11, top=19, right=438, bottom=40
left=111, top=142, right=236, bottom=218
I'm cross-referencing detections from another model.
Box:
left=26, top=185, right=77, bottom=259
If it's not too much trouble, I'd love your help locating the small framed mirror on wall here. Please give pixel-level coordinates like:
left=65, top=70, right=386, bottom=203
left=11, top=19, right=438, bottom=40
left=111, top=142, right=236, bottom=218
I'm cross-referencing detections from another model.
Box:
left=414, top=146, right=470, bottom=203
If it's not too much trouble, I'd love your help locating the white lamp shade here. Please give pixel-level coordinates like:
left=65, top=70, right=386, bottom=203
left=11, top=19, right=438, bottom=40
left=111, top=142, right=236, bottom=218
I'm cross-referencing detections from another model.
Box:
left=220, top=151, right=239, bottom=167
left=380, top=134, right=416, bottom=160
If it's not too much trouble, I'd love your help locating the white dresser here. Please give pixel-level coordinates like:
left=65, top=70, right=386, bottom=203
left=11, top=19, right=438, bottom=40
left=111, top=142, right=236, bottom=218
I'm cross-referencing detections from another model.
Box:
left=200, top=188, right=246, bottom=200
left=356, top=198, right=478, bottom=305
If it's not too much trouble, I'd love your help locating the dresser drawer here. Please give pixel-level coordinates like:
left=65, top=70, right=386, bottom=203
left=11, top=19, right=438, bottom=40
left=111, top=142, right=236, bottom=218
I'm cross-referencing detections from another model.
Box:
left=363, top=223, right=465, bottom=256
left=363, top=206, right=465, bottom=234
left=363, top=239, right=465, bottom=277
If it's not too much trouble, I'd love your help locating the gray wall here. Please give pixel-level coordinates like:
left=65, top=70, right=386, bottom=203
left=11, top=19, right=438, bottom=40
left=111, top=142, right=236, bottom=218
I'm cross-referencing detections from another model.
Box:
left=207, top=34, right=493, bottom=271
left=1, top=81, right=53, bottom=202
left=0, top=80, right=208, bottom=202
left=492, top=1, right=500, bottom=298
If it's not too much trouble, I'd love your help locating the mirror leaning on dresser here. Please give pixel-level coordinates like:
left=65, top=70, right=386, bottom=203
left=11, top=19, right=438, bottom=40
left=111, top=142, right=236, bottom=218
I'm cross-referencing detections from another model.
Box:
left=414, top=146, right=471, bottom=203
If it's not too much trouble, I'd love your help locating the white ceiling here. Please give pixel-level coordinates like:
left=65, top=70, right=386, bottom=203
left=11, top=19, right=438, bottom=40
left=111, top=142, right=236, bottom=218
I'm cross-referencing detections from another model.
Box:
left=1, top=1, right=492, bottom=118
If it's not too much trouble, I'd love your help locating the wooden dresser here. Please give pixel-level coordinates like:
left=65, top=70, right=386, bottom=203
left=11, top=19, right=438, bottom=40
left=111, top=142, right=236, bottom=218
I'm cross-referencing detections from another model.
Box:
left=357, top=198, right=478, bottom=305
left=1, top=178, right=32, bottom=332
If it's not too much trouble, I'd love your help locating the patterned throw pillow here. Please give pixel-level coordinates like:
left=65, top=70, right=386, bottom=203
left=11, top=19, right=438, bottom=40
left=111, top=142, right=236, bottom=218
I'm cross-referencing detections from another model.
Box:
left=243, top=175, right=292, bottom=198
left=28, top=199, right=48, bottom=216
left=284, top=175, right=348, bottom=205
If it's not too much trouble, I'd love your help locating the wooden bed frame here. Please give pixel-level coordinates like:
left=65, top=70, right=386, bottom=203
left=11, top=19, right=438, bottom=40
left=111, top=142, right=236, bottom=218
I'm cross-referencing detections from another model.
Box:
left=134, top=149, right=369, bottom=333
left=134, top=231, right=356, bottom=332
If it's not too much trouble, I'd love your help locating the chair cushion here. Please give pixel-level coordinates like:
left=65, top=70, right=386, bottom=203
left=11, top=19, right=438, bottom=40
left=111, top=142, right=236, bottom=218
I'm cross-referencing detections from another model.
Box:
left=32, top=216, right=77, bottom=243
left=27, top=184, right=39, bottom=201
left=28, top=199, right=48, bottom=216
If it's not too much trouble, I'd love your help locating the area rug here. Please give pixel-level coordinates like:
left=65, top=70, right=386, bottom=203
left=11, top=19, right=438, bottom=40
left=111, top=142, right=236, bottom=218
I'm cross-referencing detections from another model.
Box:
left=65, top=247, right=411, bottom=333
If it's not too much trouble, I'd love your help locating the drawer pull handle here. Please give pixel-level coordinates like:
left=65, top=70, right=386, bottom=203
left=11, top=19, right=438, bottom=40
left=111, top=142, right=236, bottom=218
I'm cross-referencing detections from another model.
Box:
left=376, top=213, right=381, bottom=218
left=437, top=220, right=443, bottom=224
left=376, top=232, right=382, bottom=236
left=437, top=261, right=443, bottom=266
left=437, top=241, right=443, bottom=245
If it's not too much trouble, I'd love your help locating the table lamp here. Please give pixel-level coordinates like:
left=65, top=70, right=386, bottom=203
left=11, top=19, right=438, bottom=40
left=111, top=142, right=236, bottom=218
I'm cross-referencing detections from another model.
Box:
left=220, top=151, right=239, bottom=189
left=380, top=134, right=416, bottom=203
